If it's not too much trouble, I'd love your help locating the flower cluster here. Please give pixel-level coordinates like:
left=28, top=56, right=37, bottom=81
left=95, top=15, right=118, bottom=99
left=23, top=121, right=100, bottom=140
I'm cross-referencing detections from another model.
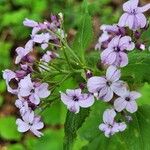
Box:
left=93, top=0, right=150, bottom=137
left=2, top=0, right=150, bottom=139
left=3, top=14, right=64, bottom=137
left=61, top=0, right=149, bottom=137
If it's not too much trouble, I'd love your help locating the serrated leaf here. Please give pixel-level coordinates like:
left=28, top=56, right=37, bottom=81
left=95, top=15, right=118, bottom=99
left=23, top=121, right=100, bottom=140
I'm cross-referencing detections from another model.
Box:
left=63, top=109, right=90, bottom=150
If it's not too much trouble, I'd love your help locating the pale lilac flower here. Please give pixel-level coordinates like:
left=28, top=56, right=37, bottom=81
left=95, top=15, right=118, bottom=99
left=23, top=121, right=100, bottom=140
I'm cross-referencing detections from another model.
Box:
left=15, top=40, right=33, bottom=64
left=101, top=36, right=135, bottom=67
left=118, top=0, right=150, bottom=30
left=16, top=110, right=44, bottom=137
left=18, top=74, right=50, bottom=105
left=87, top=66, right=126, bottom=102
left=32, top=33, right=51, bottom=50
left=15, top=99, right=30, bottom=115
left=23, top=18, right=38, bottom=27
left=3, top=69, right=18, bottom=94
left=41, top=51, right=59, bottom=63
left=99, top=109, right=126, bottom=137
left=60, top=89, right=94, bottom=114
left=114, top=90, right=141, bottom=113
left=95, top=24, right=125, bottom=50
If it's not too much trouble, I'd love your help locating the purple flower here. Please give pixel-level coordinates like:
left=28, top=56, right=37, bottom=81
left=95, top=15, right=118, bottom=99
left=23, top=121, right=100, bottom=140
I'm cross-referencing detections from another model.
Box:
left=41, top=51, right=59, bottom=63
left=118, top=0, right=150, bottom=30
left=3, top=69, right=18, bottom=94
left=95, top=24, right=125, bottom=50
left=87, top=66, right=126, bottom=102
left=114, top=90, right=141, bottom=113
left=101, top=36, right=135, bottom=67
left=16, top=110, right=44, bottom=137
left=23, top=18, right=38, bottom=27
left=15, top=99, right=30, bottom=115
left=15, top=40, right=33, bottom=64
left=60, top=89, right=95, bottom=114
left=32, top=33, right=51, bottom=50
left=99, top=109, right=126, bottom=137
left=18, top=74, right=50, bottom=105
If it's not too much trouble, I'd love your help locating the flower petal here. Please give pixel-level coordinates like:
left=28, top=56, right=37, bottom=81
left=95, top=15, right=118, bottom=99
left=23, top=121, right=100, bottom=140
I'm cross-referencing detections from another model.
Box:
left=16, top=119, right=30, bottom=132
left=136, top=13, right=147, bottom=28
left=119, top=52, right=128, bottom=67
left=79, top=94, right=95, bottom=108
left=60, top=92, right=74, bottom=106
left=106, top=66, right=121, bottom=82
left=87, top=77, right=106, bottom=93
left=111, top=80, right=127, bottom=96
left=114, top=97, right=127, bottom=112
left=139, top=4, right=150, bottom=12
left=129, top=91, right=141, bottom=100
left=103, top=109, right=116, bottom=125
left=126, top=101, right=138, bottom=113
left=118, top=13, right=129, bottom=27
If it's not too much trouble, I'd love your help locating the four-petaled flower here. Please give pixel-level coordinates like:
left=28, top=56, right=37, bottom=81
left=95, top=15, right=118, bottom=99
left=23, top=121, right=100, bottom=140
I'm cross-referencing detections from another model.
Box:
left=18, top=74, right=50, bottom=105
left=114, top=90, right=141, bottom=113
left=119, top=0, right=150, bottom=30
left=60, top=89, right=94, bottom=113
left=99, top=109, right=127, bottom=137
left=101, top=36, right=135, bottom=67
left=87, top=66, right=126, bottom=102
left=16, top=110, right=44, bottom=137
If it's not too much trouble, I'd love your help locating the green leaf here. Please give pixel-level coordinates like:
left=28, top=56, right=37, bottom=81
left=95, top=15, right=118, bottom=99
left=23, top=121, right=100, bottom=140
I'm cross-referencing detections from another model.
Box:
left=121, top=105, right=150, bottom=150
left=122, top=51, right=150, bottom=88
left=24, top=129, right=64, bottom=150
left=72, top=0, right=93, bottom=63
left=63, top=109, right=90, bottom=150
left=78, top=102, right=150, bottom=150
left=0, top=116, right=22, bottom=141
left=42, top=101, right=67, bottom=125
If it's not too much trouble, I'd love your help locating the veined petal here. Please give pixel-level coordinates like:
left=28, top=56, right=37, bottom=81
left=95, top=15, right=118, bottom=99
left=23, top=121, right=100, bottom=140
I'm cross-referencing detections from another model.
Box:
left=111, top=80, right=127, bottom=97
left=126, top=101, right=138, bottom=113
left=118, top=13, right=129, bottom=27
left=79, top=94, right=95, bottom=108
left=16, top=119, right=30, bottom=132
left=101, top=48, right=113, bottom=61
left=103, top=109, right=116, bottom=125
left=139, top=4, right=150, bottom=12
left=126, top=15, right=135, bottom=30
left=106, top=65, right=121, bottom=82
left=104, top=52, right=117, bottom=65
left=123, top=0, right=139, bottom=12
left=136, top=13, right=147, bottom=28
left=108, top=36, right=120, bottom=48
left=87, top=77, right=106, bottom=93
left=114, top=97, right=127, bottom=112
left=129, top=91, right=141, bottom=100
left=60, top=92, right=74, bottom=106
left=119, top=52, right=128, bottom=67
left=102, top=87, right=113, bottom=102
